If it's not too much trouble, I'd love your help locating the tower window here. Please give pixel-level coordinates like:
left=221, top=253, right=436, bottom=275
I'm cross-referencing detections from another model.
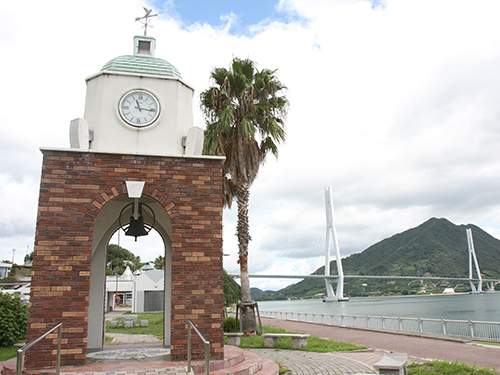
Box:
left=138, top=40, right=151, bottom=55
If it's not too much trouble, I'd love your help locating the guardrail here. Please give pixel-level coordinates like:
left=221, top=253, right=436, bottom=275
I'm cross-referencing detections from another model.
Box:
left=16, top=323, right=62, bottom=375
left=187, top=319, right=210, bottom=375
left=261, top=311, right=500, bottom=342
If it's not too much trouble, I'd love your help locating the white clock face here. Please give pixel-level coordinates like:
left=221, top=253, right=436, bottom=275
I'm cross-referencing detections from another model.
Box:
left=119, top=90, right=160, bottom=127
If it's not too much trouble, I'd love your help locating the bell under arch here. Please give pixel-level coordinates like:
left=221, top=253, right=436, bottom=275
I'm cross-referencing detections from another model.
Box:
left=87, top=195, right=172, bottom=349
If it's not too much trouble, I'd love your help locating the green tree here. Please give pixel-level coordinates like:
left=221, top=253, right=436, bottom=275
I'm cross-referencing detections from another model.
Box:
left=0, top=292, right=29, bottom=346
left=24, top=251, right=34, bottom=264
left=154, top=255, right=165, bottom=270
left=223, top=269, right=241, bottom=305
left=106, top=244, right=140, bottom=275
left=201, top=57, right=288, bottom=331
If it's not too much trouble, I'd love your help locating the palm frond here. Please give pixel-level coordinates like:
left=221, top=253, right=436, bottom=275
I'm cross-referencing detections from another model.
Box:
left=200, top=57, right=289, bottom=203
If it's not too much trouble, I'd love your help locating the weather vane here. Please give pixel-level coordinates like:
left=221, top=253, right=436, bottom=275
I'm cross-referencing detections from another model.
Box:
left=135, top=7, right=158, bottom=36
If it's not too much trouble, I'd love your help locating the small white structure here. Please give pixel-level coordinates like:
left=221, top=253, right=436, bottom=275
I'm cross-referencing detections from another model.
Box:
left=3, top=283, right=31, bottom=303
left=133, top=269, right=165, bottom=313
left=139, top=262, right=155, bottom=272
left=105, top=266, right=165, bottom=313
left=0, top=262, right=13, bottom=279
left=106, top=266, right=135, bottom=311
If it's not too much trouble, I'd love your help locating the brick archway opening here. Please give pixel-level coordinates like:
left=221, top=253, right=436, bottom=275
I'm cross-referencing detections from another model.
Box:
left=88, top=195, right=173, bottom=349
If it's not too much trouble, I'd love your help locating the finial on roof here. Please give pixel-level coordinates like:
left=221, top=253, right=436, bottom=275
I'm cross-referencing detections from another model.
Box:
left=135, top=7, right=158, bottom=36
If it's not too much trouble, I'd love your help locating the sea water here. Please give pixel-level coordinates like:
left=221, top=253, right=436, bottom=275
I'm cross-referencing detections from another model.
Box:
left=257, top=292, right=500, bottom=322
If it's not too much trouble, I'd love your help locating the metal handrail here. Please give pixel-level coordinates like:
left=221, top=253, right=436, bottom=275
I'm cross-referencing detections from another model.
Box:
left=187, top=319, right=210, bottom=375
left=16, top=323, right=62, bottom=375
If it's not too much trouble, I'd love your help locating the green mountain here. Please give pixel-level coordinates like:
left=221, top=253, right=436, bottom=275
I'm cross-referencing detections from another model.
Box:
left=253, top=218, right=500, bottom=300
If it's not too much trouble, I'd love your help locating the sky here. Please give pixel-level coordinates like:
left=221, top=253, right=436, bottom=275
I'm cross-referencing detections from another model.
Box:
left=1, top=0, right=500, bottom=290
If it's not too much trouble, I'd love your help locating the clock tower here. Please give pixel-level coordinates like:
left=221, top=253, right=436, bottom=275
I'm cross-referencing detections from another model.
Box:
left=70, top=35, right=204, bottom=156
left=25, top=30, right=224, bottom=370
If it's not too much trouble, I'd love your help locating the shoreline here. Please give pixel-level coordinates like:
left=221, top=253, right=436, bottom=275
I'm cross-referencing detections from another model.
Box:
left=256, top=290, right=496, bottom=303
left=254, top=292, right=500, bottom=322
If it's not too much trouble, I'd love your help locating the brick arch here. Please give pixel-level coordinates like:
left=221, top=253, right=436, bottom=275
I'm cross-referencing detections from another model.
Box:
left=85, top=183, right=179, bottom=220
left=27, top=149, right=224, bottom=368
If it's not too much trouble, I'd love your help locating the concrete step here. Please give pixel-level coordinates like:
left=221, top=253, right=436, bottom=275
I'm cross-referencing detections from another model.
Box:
left=208, top=351, right=278, bottom=375
left=209, top=351, right=262, bottom=375
left=257, top=357, right=280, bottom=375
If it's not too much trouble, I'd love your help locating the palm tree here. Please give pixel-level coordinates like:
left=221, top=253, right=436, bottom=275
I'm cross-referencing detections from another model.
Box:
left=201, top=57, right=288, bottom=331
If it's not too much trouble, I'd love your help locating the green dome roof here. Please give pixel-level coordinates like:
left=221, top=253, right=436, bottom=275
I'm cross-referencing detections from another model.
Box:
left=101, top=55, right=182, bottom=79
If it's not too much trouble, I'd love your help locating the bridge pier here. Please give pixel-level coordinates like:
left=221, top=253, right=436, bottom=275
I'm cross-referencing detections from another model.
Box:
left=485, top=281, right=499, bottom=292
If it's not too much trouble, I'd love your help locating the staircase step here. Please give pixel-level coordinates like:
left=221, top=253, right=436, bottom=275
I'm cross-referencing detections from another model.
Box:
left=209, top=351, right=278, bottom=375
left=189, top=346, right=246, bottom=374
left=257, top=357, right=280, bottom=375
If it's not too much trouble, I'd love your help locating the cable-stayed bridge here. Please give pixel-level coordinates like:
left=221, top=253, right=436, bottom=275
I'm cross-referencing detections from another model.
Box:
left=231, top=186, right=500, bottom=301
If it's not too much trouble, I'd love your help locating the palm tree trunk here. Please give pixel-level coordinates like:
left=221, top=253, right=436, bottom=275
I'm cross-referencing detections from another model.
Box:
left=237, top=182, right=257, bottom=332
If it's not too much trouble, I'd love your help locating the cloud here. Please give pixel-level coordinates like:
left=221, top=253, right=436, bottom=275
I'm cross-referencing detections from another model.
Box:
left=1, top=0, right=500, bottom=292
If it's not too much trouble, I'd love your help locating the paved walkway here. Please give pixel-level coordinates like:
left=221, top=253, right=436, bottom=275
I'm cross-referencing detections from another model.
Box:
left=246, top=348, right=379, bottom=374
left=261, top=317, right=500, bottom=372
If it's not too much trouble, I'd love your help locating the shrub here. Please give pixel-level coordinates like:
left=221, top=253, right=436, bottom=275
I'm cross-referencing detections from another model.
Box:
left=223, top=317, right=237, bottom=333
left=0, top=292, right=29, bottom=346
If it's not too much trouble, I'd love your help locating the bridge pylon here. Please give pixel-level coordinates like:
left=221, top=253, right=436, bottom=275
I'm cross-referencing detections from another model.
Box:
left=323, top=186, right=348, bottom=302
left=467, top=228, right=483, bottom=293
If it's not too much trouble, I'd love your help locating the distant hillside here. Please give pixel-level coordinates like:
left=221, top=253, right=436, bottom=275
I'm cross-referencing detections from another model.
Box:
left=223, top=269, right=241, bottom=305
left=251, top=287, right=280, bottom=300
left=254, top=218, right=500, bottom=300
left=341, top=217, right=500, bottom=278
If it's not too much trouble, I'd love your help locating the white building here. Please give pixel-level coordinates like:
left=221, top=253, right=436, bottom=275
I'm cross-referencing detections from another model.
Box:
left=3, top=283, right=31, bottom=303
left=134, top=269, right=165, bottom=312
left=0, top=262, right=12, bottom=279
left=105, top=266, right=165, bottom=313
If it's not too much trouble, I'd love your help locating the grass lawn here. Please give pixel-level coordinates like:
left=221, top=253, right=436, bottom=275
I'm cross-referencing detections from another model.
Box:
left=408, top=360, right=500, bottom=375
left=236, top=326, right=365, bottom=352
left=106, top=312, right=164, bottom=340
left=471, top=341, right=500, bottom=347
left=0, top=346, right=18, bottom=362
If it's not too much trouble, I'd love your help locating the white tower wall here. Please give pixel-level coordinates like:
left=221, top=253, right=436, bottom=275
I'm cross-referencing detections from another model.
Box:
left=83, top=72, right=194, bottom=155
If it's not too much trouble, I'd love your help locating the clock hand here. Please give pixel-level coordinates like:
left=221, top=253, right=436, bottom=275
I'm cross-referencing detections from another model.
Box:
left=134, top=106, right=155, bottom=112
left=135, top=100, right=142, bottom=112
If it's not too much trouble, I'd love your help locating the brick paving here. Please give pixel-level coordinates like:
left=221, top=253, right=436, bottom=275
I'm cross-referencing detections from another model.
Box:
left=245, top=349, right=378, bottom=374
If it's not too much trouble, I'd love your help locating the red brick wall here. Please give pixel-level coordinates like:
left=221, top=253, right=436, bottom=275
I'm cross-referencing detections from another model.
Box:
left=26, top=150, right=224, bottom=368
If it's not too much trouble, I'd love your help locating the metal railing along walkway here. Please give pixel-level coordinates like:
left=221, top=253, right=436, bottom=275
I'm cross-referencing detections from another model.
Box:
left=261, top=310, right=500, bottom=342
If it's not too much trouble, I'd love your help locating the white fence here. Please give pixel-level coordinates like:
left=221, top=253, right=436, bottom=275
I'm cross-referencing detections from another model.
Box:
left=260, top=310, right=500, bottom=342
